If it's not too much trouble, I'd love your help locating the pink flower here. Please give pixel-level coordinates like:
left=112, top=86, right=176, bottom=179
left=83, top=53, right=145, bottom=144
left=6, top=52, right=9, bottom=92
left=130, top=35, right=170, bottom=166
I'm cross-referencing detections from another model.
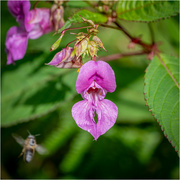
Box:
left=72, top=60, right=118, bottom=140
left=5, top=26, right=28, bottom=65
left=25, top=8, right=53, bottom=39
left=7, top=0, right=30, bottom=25
left=5, top=0, right=59, bottom=65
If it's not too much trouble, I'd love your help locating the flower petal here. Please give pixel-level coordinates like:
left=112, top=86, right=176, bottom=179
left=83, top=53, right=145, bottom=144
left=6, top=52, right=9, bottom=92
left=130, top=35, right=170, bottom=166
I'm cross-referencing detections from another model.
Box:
left=7, top=0, right=30, bottom=20
left=72, top=99, right=118, bottom=140
left=96, top=61, right=116, bottom=92
left=5, top=26, right=28, bottom=65
left=25, top=8, right=53, bottom=39
left=76, top=60, right=116, bottom=94
left=95, top=99, right=118, bottom=140
left=72, top=100, right=97, bottom=139
left=82, top=81, right=107, bottom=102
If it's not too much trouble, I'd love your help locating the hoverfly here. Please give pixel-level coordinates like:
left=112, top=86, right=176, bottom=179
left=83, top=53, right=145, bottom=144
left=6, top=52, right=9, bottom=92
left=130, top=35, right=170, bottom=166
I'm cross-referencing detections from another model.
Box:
left=12, top=131, right=47, bottom=163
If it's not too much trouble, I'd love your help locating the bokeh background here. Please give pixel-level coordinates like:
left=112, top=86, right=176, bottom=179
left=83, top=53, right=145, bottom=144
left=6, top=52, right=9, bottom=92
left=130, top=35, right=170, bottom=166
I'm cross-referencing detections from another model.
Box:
left=1, top=1, right=179, bottom=179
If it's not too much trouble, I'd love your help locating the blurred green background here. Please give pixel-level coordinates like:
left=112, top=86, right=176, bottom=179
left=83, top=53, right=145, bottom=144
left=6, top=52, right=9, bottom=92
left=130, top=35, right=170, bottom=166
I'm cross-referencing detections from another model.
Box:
left=1, top=1, right=179, bottom=179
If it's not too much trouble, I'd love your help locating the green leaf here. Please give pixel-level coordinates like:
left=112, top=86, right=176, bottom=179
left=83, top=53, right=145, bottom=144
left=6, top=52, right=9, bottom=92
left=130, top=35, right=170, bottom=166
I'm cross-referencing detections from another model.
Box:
left=43, top=102, right=78, bottom=154
left=59, top=131, right=92, bottom=173
left=66, top=1, right=90, bottom=8
left=116, top=1, right=179, bottom=22
left=2, top=53, right=78, bottom=127
left=144, top=54, right=179, bottom=156
left=58, top=9, right=108, bottom=33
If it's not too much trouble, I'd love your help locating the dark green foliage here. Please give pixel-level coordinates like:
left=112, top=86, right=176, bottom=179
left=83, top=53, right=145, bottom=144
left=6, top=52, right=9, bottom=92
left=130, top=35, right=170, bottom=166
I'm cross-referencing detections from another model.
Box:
left=116, top=1, right=179, bottom=22
left=1, top=1, right=179, bottom=179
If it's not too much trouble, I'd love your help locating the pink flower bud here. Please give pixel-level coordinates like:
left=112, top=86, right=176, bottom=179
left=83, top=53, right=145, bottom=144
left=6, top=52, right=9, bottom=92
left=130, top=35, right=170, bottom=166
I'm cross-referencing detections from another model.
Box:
left=50, top=4, right=64, bottom=31
left=47, top=47, right=82, bottom=68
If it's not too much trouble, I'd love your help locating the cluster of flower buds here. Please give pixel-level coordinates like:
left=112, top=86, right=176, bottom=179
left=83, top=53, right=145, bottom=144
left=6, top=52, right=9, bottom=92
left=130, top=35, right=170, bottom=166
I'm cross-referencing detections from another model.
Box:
left=48, top=16, right=107, bottom=69
left=5, top=0, right=64, bottom=65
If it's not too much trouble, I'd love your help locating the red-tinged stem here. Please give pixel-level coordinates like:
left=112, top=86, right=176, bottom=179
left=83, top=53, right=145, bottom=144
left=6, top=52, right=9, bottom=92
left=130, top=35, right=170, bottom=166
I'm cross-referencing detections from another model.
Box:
left=156, top=53, right=180, bottom=89
left=100, top=22, right=152, bottom=52
left=66, top=39, right=77, bottom=48
left=33, top=0, right=40, bottom=9
left=114, top=21, right=152, bottom=51
left=96, top=51, right=147, bottom=62
left=54, top=26, right=92, bottom=36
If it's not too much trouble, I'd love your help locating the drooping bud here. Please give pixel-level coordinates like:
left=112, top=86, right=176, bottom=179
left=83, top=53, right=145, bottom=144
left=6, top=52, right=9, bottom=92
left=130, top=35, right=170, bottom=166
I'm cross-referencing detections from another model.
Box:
left=50, top=32, right=64, bottom=51
left=47, top=47, right=82, bottom=68
left=75, top=38, right=89, bottom=58
left=50, top=3, right=64, bottom=31
left=93, top=36, right=107, bottom=51
left=88, top=41, right=98, bottom=58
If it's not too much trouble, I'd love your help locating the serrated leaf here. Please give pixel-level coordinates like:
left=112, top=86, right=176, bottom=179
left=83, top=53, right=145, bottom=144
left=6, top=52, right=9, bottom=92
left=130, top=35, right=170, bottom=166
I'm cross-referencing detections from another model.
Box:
left=144, top=54, right=179, bottom=156
left=58, top=9, right=107, bottom=33
left=116, top=1, right=179, bottom=22
left=2, top=53, right=78, bottom=127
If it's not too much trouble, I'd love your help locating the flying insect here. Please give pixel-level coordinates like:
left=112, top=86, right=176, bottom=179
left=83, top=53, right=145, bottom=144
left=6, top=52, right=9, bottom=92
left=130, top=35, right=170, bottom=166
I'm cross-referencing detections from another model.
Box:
left=12, top=132, right=47, bottom=163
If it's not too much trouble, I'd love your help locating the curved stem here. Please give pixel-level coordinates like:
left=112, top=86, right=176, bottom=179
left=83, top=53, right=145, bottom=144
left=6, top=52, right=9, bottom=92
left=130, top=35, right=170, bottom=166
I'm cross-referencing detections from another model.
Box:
left=66, top=39, right=77, bottom=48
left=54, top=26, right=92, bottom=35
left=33, top=0, right=40, bottom=9
left=114, top=21, right=152, bottom=51
left=96, top=51, right=147, bottom=62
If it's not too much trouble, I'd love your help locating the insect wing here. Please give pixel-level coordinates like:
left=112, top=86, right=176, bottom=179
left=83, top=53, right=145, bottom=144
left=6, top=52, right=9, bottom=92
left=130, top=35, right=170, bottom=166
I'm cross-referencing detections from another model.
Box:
left=12, top=134, right=25, bottom=147
left=35, top=145, right=48, bottom=155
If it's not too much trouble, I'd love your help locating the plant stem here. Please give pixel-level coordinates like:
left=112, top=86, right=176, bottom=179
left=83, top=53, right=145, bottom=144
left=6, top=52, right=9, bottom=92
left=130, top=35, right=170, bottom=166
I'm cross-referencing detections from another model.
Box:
left=114, top=21, right=152, bottom=51
left=33, top=0, right=40, bottom=9
left=96, top=51, right=147, bottom=62
left=66, top=39, right=77, bottom=48
left=54, top=26, right=92, bottom=35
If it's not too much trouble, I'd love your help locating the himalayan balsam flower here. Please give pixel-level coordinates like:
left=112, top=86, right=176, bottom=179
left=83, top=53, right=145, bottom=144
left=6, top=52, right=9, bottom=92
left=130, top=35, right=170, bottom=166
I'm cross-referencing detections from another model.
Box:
left=5, top=26, right=28, bottom=65
left=72, top=61, right=118, bottom=140
left=5, top=0, right=64, bottom=65
left=7, top=0, right=30, bottom=25
left=24, top=8, right=53, bottom=39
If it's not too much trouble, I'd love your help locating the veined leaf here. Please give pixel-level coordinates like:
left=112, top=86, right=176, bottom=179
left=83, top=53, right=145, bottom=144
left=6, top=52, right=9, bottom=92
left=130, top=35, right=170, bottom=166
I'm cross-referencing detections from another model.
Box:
left=57, top=9, right=108, bottom=33
left=116, top=1, right=179, bottom=22
left=1, top=53, right=78, bottom=127
left=144, top=54, right=179, bottom=156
